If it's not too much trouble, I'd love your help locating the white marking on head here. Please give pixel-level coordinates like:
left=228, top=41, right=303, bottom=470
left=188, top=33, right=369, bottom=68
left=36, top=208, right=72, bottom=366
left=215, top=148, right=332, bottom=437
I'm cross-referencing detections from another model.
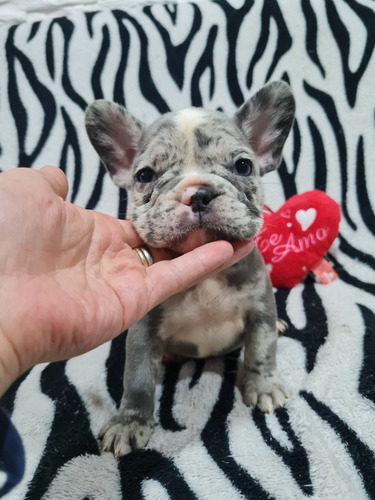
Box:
left=175, top=107, right=205, bottom=134
left=174, top=108, right=206, bottom=171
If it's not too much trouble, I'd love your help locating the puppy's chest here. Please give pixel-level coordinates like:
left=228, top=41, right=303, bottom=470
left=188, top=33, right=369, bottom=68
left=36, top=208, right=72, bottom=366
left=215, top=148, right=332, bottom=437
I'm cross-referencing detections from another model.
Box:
left=157, top=274, right=250, bottom=358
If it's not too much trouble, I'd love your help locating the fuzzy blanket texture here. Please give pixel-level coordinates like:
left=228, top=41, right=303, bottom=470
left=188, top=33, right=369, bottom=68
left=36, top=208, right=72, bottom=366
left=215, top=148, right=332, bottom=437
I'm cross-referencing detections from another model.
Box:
left=1, top=0, right=375, bottom=498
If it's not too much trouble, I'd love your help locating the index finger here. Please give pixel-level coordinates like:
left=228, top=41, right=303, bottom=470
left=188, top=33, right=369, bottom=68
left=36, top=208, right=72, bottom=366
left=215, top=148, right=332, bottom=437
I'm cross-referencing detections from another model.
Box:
left=145, top=239, right=254, bottom=307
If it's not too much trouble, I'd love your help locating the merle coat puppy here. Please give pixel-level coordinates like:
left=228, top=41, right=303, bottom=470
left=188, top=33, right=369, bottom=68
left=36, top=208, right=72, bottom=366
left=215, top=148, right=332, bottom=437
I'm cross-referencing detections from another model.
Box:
left=85, top=81, right=295, bottom=458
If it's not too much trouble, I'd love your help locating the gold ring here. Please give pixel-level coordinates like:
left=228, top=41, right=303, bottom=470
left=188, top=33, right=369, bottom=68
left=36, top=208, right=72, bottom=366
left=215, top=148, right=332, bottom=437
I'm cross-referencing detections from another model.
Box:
left=134, top=247, right=154, bottom=267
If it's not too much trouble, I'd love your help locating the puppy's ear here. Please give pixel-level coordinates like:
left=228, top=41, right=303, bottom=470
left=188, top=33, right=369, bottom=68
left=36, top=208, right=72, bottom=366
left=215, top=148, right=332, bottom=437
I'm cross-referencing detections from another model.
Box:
left=234, top=81, right=295, bottom=176
left=85, top=100, right=143, bottom=187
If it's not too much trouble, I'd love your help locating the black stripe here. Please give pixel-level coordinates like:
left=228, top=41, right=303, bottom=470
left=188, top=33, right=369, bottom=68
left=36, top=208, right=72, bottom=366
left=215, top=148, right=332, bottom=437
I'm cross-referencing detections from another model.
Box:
left=113, top=10, right=170, bottom=114
left=301, top=391, right=375, bottom=499
left=119, top=449, right=198, bottom=499
left=46, top=23, right=55, bottom=79
left=213, top=0, right=254, bottom=106
left=191, top=25, right=218, bottom=107
left=277, top=158, right=298, bottom=199
left=344, top=0, right=375, bottom=44
left=292, top=103, right=301, bottom=174
left=26, top=362, right=99, bottom=500
left=113, top=16, right=131, bottom=105
left=358, top=305, right=375, bottom=405
left=201, top=352, right=273, bottom=499
left=0, top=370, right=31, bottom=416
left=50, top=18, right=87, bottom=110
left=165, top=4, right=178, bottom=24
left=253, top=406, right=313, bottom=495
left=275, top=283, right=328, bottom=373
left=159, top=362, right=186, bottom=432
left=27, top=21, right=40, bottom=42
left=246, top=0, right=292, bottom=90
left=85, top=163, right=106, bottom=210
left=85, top=11, right=98, bottom=38
left=105, top=331, right=127, bottom=408
left=327, top=253, right=375, bottom=295
left=60, top=106, right=82, bottom=204
left=337, top=234, right=375, bottom=270
left=118, top=187, right=128, bottom=219
left=91, top=24, right=111, bottom=100
left=356, top=135, right=375, bottom=237
left=189, top=359, right=205, bottom=389
left=308, top=116, right=327, bottom=192
left=6, top=26, right=57, bottom=167
left=325, top=0, right=375, bottom=108
left=304, top=81, right=356, bottom=230
left=302, top=0, right=325, bottom=77
left=144, top=3, right=202, bottom=90
left=277, top=93, right=301, bottom=199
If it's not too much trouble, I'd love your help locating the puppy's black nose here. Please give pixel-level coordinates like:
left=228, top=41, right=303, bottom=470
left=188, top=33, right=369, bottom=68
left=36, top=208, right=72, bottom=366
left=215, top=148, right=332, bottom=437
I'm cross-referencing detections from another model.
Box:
left=191, top=187, right=216, bottom=215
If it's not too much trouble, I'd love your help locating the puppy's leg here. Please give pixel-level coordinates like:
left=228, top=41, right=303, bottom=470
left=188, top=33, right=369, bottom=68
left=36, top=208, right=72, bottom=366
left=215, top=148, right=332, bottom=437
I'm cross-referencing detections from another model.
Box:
left=242, top=278, right=289, bottom=413
left=99, top=316, right=163, bottom=458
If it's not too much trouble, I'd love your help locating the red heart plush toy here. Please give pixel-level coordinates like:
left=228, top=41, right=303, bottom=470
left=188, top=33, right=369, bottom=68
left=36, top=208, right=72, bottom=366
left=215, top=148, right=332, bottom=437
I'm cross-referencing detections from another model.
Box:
left=255, top=190, right=341, bottom=289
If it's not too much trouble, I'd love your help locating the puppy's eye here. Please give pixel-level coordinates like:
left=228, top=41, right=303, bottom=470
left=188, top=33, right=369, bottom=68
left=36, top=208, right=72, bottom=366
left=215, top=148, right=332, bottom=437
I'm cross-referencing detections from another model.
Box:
left=233, top=159, right=253, bottom=177
left=136, top=167, right=156, bottom=183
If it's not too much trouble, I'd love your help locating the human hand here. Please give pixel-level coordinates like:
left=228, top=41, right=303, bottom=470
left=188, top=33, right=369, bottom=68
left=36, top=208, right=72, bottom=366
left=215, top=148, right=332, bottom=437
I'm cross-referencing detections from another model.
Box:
left=0, top=167, right=254, bottom=394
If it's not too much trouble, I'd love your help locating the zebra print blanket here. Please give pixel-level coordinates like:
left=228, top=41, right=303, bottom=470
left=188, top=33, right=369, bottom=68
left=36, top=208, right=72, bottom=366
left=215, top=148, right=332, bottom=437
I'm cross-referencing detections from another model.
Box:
left=1, top=0, right=375, bottom=498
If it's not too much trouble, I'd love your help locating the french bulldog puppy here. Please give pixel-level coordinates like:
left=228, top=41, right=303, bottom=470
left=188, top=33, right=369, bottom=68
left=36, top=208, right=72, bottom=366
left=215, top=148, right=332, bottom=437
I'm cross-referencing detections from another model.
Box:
left=85, top=81, right=295, bottom=458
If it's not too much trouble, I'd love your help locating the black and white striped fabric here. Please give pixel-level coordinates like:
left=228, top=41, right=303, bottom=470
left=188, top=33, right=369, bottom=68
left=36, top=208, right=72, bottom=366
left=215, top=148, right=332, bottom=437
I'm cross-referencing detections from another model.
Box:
left=1, top=0, right=375, bottom=498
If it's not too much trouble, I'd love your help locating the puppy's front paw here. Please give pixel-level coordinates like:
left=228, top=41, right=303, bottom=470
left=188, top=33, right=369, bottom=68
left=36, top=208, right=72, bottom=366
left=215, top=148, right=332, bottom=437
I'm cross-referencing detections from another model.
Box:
left=99, top=416, right=154, bottom=458
left=242, top=373, right=289, bottom=413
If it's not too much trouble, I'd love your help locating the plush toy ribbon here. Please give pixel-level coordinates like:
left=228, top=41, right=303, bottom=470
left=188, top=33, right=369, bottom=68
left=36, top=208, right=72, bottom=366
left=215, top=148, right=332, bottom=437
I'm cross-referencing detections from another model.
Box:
left=255, top=190, right=341, bottom=289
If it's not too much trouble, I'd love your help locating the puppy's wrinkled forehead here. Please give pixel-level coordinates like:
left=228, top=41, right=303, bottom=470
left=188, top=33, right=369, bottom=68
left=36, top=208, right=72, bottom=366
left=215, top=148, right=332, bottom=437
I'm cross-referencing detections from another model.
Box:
left=136, top=108, right=252, bottom=170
